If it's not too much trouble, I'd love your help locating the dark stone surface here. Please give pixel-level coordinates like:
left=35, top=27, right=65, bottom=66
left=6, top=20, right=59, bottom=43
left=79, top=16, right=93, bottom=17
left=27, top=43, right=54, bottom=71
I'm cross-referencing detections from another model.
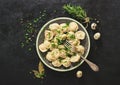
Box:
left=0, top=0, right=120, bottom=85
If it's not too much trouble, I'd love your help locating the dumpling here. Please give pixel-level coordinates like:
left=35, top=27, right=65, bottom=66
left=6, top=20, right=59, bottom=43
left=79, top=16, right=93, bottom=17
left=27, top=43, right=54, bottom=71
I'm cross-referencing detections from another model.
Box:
left=50, top=43, right=58, bottom=50
left=70, top=54, right=81, bottom=63
left=59, top=49, right=66, bottom=58
left=62, top=57, right=71, bottom=67
left=75, top=31, right=85, bottom=40
left=44, top=40, right=51, bottom=49
left=68, top=22, right=78, bottom=32
left=60, top=23, right=68, bottom=32
left=45, top=30, right=54, bottom=40
left=75, top=45, right=85, bottom=55
left=46, top=52, right=56, bottom=61
left=61, top=34, right=67, bottom=40
left=67, top=31, right=75, bottom=40
left=58, top=45, right=65, bottom=49
left=49, top=23, right=60, bottom=31
left=52, top=59, right=62, bottom=67
left=51, top=49, right=60, bottom=59
left=39, top=43, right=47, bottom=52
left=69, top=39, right=80, bottom=46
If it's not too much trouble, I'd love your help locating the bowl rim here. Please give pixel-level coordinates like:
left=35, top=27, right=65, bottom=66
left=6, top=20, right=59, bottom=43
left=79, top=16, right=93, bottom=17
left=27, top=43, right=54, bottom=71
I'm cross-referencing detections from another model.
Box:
left=36, top=17, right=90, bottom=72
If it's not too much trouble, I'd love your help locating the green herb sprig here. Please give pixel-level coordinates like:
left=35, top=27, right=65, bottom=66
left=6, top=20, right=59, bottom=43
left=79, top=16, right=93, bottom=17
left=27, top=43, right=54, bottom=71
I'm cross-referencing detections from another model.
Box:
left=63, top=4, right=90, bottom=27
left=32, top=62, right=45, bottom=79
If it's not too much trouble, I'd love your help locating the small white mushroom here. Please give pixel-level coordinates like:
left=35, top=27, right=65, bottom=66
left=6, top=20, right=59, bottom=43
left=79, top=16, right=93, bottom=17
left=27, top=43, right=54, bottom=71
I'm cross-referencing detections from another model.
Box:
left=76, top=70, right=82, bottom=78
left=91, top=23, right=97, bottom=30
left=94, top=32, right=101, bottom=40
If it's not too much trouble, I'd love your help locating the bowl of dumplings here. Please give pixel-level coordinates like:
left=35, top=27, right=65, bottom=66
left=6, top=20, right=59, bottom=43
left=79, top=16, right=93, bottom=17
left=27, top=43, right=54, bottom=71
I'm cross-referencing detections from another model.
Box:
left=36, top=17, right=90, bottom=72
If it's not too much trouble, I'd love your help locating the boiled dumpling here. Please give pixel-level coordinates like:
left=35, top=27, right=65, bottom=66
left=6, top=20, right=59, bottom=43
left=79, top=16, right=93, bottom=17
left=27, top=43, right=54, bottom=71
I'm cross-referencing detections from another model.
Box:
left=69, top=39, right=80, bottom=46
left=39, top=43, right=48, bottom=52
left=76, top=45, right=85, bottom=55
left=58, top=45, right=65, bottom=49
left=59, top=49, right=66, bottom=58
left=46, top=52, right=56, bottom=61
left=44, top=40, right=50, bottom=49
left=61, top=34, right=67, bottom=40
left=51, top=49, right=60, bottom=59
left=70, top=54, right=81, bottom=63
left=45, top=30, right=54, bottom=40
left=67, top=31, right=75, bottom=40
left=49, top=23, right=60, bottom=31
left=75, top=31, right=85, bottom=40
left=69, top=22, right=78, bottom=31
left=60, top=23, right=68, bottom=32
left=52, top=59, right=62, bottom=67
left=62, top=57, right=71, bottom=67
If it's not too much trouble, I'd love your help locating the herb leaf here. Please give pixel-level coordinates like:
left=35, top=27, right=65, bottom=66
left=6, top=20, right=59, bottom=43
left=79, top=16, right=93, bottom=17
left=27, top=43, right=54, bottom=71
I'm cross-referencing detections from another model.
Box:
left=63, top=4, right=90, bottom=23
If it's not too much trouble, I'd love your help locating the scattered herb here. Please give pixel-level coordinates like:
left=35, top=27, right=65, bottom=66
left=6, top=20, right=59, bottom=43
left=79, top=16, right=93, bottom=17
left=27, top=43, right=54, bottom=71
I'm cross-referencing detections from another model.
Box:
left=56, top=37, right=63, bottom=45
left=20, top=10, right=47, bottom=51
left=48, top=32, right=51, bottom=39
left=59, top=57, right=64, bottom=62
left=51, top=43, right=56, bottom=48
left=62, top=25, right=68, bottom=28
left=69, top=34, right=75, bottom=39
left=56, top=30, right=61, bottom=34
left=66, top=22, right=70, bottom=26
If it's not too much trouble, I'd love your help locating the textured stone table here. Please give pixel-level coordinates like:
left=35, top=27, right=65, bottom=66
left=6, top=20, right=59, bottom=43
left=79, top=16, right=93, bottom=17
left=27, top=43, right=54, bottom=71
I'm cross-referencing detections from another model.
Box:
left=0, top=0, right=120, bottom=85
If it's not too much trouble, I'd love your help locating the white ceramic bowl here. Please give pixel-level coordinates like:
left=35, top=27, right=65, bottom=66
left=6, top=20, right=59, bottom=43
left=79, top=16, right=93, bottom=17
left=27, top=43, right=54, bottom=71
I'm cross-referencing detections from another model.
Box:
left=36, top=17, right=90, bottom=72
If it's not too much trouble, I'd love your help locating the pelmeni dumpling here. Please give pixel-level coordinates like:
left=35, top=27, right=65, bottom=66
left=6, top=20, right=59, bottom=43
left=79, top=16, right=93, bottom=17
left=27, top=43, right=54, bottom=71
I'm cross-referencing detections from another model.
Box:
left=69, top=22, right=78, bottom=31
left=39, top=40, right=50, bottom=52
left=67, top=31, right=75, bottom=40
left=62, top=57, right=71, bottom=67
left=61, top=34, right=67, bottom=40
left=75, top=31, right=85, bottom=40
left=69, top=39, right=80, bottom=46
left=49, top=23, right=60, bottom=31
left=58, top=45, right=65, bottom=49
left=60, top=23, right=68, bottom=32
left=51, top=49, right=60, bottom=59
left=70, top=54, right=81, bottom=63
left=52, top=59, right=62, bottom=67
left=46, top=52, right=56, bottom=61
left=50, top=43, right=58, bottom=50
left=59, top=49, right=66, bottom=58
left=45, top=30, right=54, bottom=40
left=39, top=43, right=48, bottom=52
left=76, top=45, right=85, bottom=55
left=44, top=40, right=51, bottom=48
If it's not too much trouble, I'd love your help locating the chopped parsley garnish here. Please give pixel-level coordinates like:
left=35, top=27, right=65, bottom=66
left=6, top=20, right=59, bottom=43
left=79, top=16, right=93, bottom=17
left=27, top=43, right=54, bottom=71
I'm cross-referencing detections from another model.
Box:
left=51, top=43, right=56, bottom=48
left=69, top=34, right=75, bottom=39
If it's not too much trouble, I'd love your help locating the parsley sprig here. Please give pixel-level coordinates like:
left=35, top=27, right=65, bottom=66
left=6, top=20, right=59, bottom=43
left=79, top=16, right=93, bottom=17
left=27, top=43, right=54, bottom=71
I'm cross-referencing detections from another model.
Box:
left=63, top=4, right=90, bottom=27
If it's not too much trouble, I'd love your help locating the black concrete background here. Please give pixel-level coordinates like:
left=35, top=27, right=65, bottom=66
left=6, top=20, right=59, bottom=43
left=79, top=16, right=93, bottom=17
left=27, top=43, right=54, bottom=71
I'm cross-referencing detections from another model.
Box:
left=0, top=0, right=120, bottom=85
